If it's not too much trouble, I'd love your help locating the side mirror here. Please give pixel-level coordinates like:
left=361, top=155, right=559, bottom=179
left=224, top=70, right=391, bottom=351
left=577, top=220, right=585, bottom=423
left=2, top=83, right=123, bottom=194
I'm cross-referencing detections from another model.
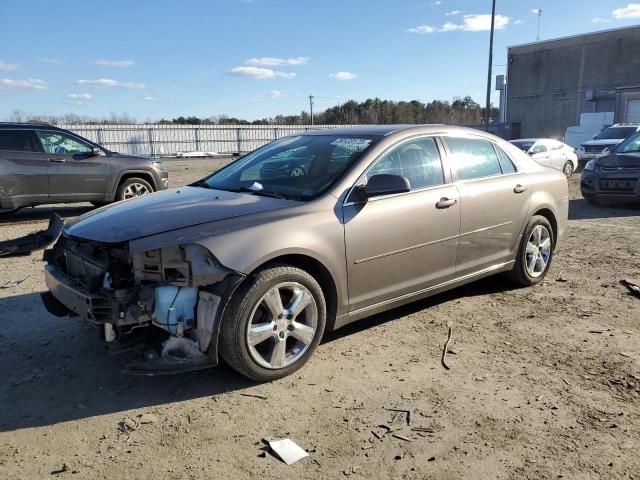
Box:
left=362, top=174, right=411, bottom=198
left=92, top=147, right=104, bottom=156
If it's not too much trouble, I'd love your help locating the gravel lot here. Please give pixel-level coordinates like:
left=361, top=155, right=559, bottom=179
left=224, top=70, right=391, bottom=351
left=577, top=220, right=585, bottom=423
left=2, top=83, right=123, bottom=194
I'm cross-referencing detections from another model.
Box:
left=1, top=157, right=639, bottom=479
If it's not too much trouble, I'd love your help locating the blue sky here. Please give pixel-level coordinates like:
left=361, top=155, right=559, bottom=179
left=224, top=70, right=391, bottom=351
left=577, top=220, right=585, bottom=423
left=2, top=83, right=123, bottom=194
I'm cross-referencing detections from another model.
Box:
left=0, top=0, right=638, bottom=121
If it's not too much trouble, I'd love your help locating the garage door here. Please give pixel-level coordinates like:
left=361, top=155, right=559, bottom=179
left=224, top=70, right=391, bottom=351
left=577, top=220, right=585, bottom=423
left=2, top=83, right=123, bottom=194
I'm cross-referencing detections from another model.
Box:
left=627, top=99, right=640, bottom=123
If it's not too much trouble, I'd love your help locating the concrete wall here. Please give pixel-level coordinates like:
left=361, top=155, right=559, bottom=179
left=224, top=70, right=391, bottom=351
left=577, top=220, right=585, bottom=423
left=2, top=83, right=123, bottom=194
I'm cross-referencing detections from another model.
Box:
left=507, top=26, right=640, bottom=139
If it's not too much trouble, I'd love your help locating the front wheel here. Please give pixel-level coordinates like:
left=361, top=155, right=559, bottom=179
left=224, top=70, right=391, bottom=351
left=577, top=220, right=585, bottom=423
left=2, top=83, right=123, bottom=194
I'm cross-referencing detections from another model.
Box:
left=219, top=265, right=326, bottom=381
left=115, top=177, right=154, bottom=202
left=509, top=215, right=554, bottom=286
left=562, top=160, right=574, bottom=177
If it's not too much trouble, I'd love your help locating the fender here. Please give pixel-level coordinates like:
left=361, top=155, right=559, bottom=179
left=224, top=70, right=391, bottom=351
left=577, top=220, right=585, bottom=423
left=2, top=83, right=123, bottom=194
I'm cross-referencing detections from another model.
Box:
left=108, top=169, right=158, bottom=200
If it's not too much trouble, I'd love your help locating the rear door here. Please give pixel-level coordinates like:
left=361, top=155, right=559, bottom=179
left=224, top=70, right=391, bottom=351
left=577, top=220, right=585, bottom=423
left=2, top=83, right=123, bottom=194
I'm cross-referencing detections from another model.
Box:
left=442, top=136, right=531, bottom=276
left=36, top=130, right=111, bottom=202
left=0, top=129, right=48, bottom=208
left=343, top=136, right=460, bottom=311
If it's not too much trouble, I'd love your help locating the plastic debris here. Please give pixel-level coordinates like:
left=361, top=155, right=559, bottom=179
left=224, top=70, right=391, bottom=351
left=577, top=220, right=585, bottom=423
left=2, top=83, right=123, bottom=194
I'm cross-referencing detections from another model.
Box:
left=267, top=438, right=309, bottom=465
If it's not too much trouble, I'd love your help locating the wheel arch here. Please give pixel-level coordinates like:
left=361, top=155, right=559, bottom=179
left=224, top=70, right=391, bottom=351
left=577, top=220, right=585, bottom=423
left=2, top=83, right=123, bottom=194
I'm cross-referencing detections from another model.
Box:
left=247, top=253, right=339, bottom=332
left=532, top=207, right=558, bottom=247
left=110, top=170, right=157, bottom=199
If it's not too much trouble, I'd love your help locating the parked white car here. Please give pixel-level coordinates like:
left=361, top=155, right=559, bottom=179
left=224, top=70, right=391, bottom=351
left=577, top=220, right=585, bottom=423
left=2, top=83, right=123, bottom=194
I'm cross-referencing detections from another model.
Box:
left=510, top=139, right=578, bottom=177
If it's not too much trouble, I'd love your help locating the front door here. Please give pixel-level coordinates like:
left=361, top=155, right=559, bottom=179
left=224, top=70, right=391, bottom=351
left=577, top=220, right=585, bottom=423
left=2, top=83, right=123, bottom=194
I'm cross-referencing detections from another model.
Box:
left=343, top=137, right=460, bottom=312
left=443, top=136, right=532, bottom=276
left=0, top=129, right=49, bottom=208
left=36, top=130, right=111, bottom=202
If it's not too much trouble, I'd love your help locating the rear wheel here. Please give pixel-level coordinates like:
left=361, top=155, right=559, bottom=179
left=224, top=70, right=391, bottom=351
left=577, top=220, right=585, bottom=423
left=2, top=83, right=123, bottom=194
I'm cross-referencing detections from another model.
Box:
left=562, top=160, right=574, bottom=177
left=509, top=215, right=554, bottom=286
left=219, top=265, right=326, bottom=381
left=115, top=177, right=153, bottom=202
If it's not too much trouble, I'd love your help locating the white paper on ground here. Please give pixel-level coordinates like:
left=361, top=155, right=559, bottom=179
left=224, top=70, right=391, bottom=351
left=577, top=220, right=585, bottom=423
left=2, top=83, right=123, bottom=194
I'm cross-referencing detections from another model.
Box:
left=268, top=438, right=309, bottom=465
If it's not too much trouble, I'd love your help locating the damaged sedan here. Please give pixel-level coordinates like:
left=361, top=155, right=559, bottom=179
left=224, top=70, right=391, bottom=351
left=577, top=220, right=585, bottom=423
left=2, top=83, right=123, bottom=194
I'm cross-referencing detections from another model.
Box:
left=42, top=126, right=568, bottom=381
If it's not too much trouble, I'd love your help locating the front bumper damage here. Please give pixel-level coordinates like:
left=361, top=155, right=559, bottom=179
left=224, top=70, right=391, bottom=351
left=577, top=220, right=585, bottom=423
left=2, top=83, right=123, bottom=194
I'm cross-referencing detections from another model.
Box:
left=41, top=234, right=245, bottom=374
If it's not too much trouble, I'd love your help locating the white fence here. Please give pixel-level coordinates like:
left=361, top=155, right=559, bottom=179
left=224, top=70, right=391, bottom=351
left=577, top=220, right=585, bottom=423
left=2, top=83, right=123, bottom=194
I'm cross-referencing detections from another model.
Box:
left=59, top=124, right=353, bottom=157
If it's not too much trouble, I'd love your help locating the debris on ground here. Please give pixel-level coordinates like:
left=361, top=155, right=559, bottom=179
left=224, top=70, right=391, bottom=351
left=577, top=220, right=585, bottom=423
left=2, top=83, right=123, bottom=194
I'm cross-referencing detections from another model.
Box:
left=0, top=274, right=30, bottom=289
left=138, top=413, right=158, bottom=424
left=50, top=463, right=69, bottom=475
left=239, top=393, right=268, bottom=400
left=441, top=323, right=453, bottom=370
left=265, top=438, right=309, bottom=465
left=620, top=279, right=640, bottom=299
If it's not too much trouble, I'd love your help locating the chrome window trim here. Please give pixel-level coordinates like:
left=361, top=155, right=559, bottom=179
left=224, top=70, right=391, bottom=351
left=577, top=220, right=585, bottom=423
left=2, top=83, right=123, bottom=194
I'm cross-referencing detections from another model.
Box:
left=342, top=133, right=448, bottom=207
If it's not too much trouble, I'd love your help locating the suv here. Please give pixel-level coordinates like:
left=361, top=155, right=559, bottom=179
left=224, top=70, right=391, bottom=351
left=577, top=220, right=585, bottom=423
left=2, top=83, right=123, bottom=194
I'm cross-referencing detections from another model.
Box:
left=0, top=123, right=168, bottom=212
left=577, top=123, right=640, bottom=163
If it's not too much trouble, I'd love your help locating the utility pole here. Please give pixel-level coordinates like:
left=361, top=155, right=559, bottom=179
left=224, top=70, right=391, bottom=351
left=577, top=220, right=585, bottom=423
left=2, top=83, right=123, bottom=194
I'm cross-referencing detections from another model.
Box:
left=308, top=94, right=314, bottom=126
left=535, top=9, right=543, bottom=41
left=484, top=0, right=496, bottom=131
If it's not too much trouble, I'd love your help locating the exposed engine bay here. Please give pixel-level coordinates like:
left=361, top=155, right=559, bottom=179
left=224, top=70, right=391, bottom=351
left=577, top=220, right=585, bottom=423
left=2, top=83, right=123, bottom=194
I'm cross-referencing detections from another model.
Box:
left=42, top=235, right=244, bottom=374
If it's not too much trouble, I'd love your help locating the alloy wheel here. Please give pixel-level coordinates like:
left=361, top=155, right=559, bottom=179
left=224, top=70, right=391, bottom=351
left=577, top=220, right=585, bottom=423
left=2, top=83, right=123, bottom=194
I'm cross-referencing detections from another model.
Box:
left=123, top=182, right=151, bottom=199
left=246, top=282, right=318, bottom=369
left=525, top=225, right=551, bottom=278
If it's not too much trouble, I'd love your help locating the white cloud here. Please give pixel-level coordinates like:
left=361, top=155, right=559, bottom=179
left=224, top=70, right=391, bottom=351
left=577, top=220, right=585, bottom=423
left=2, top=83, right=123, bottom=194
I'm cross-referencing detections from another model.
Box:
left=67, top=93, right=92, bottom=100
left=90, top=59, right=136, bottom=68
left=254, top=90, right=285, bottom=100
left=143, top=95, right=159, bottom=101
left=0, top=78, right=47, bottom=90
left=591, top=17, right=611, bottom=23
left=531, top=9, right=542, bottom=15
left=612, top=3, right=640, bottom=19
left=0, top=59, right=20, bottom=72
left=407, top=25, right=436, bottom=34
left=246, top=56, right=309, bottom=66
left=76, top=78, right=145, bottom=88
left=330, top=71, right=357, bottom=80
left=445, top=10, right=463, bottom=16
left=230, top=66, right=296, bottom=79
left=39, top=58, right=61, bottom=64
left=514, top=19, right=525, bottom=25
left=431, top=1, right=442, bottom=5
left=440, top=14, right=509, bottom=32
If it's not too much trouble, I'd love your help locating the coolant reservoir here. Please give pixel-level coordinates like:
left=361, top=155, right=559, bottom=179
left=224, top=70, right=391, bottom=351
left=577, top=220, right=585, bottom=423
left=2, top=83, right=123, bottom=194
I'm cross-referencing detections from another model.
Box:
left=152, top=286, right=198, bottom=334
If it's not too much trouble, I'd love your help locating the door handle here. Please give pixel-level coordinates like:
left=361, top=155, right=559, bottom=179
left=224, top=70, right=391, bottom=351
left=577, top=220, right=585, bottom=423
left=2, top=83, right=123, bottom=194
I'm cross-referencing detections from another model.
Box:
left=436, top=197, right=457, bottom=209
left=48, top=158, right=66, bottom=163
left=514, top=184, right=528, bottom=194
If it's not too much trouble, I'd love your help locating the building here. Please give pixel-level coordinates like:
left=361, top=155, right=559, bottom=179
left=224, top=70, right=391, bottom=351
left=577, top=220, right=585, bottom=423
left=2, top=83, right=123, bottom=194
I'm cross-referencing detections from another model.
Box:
left=506, top=25, right=640, bottom=141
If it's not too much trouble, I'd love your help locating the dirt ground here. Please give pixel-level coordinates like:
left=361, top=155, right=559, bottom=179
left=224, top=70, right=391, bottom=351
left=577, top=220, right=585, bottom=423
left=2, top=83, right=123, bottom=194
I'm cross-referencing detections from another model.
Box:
left=1, top=158, right=639, bottom=480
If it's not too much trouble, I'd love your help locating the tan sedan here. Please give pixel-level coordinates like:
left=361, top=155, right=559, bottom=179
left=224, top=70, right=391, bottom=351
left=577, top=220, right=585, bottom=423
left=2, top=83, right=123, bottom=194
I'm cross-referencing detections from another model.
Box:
left=42, top=125, right=569, bottom=380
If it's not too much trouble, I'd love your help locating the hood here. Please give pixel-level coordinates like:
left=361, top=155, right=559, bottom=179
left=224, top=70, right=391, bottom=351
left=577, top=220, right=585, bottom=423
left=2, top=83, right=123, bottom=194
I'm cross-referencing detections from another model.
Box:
left=581, top=139, right=623, bottom=148
left=596, top=152, right=640, bottom=167
left=64, top=186, right=298, bottom=243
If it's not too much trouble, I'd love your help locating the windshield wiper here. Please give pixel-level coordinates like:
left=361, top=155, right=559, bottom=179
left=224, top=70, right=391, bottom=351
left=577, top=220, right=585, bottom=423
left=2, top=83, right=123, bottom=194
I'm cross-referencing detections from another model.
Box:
left=191, top=179, right=214, bottom=189
left=233, top=187, right=287, bottom=199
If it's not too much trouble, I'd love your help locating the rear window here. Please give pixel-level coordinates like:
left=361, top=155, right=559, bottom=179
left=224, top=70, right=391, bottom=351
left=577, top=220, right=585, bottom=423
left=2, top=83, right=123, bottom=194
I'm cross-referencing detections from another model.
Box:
left=511, top=141, right=534, bottom=152
left=0, top=130, right=39, bottom=152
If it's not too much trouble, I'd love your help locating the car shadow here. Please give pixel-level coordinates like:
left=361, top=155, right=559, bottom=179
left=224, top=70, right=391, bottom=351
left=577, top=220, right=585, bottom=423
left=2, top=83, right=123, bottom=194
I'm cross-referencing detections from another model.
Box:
left=569, top=198, right=640, bottom=220
left=1, top=275, right=519, bottom=432
left=0, top=204, right=94, bottom=224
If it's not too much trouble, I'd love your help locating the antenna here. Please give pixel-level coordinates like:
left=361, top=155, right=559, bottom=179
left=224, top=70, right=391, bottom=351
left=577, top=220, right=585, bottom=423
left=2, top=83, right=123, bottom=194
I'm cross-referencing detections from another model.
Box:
left=534, top=9, right=542, bottom=41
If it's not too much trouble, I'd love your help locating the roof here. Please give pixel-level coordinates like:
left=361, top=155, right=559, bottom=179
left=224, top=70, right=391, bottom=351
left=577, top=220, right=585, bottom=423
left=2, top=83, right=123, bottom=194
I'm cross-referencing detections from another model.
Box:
left=0, top=122, right=62, bottom=130
left=509, top=24, right=640, bottom=52
left=301, top=124, right=484, bottom=137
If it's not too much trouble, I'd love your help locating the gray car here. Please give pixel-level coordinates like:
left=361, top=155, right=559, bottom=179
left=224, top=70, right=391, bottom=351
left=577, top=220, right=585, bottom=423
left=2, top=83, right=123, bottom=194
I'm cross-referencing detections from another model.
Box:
left=0, top=123, right=168, bottom=212
left=41, top=125, right=568, bottom=381
left=581, top=130, right=640, bottom=205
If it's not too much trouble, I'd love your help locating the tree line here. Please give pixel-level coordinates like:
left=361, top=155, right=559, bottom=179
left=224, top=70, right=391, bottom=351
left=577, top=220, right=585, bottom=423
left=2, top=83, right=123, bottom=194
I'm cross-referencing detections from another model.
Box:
left=9, top=96, right=498, bottom=126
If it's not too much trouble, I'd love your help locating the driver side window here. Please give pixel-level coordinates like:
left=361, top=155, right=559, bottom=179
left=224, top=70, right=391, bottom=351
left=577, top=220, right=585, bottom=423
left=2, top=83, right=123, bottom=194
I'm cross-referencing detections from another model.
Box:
left=37, top=131, right=93, bottom=155
left=366, top=137, right=444, bottom=190
left=531, top=143, right=547, bottom=154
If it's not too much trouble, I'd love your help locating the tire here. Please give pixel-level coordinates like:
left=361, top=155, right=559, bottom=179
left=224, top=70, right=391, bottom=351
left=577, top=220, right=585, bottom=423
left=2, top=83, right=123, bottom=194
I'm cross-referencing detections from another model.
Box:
left=562, top=161, right=574, bottom=178
left=115, top=177, right=154, bottom=202
left=509, top=215, right=555, bottom=286
left=219, top=265, right=326, bottom=381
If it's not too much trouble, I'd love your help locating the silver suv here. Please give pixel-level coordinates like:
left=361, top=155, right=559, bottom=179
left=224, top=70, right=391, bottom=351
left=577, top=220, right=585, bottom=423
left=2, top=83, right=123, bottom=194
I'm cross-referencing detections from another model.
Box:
left=577, top=123, right=640, bottom=162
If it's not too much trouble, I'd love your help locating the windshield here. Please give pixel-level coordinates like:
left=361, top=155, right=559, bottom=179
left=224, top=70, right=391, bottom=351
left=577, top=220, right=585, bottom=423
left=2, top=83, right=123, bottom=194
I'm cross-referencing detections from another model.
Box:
left=615, top=131, right=640, bottom=153
left=595, top=126, right=637, bottom=140
left=201, top=134, right=379, bottom=200
left=511, top=140, right=535, bottom=152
